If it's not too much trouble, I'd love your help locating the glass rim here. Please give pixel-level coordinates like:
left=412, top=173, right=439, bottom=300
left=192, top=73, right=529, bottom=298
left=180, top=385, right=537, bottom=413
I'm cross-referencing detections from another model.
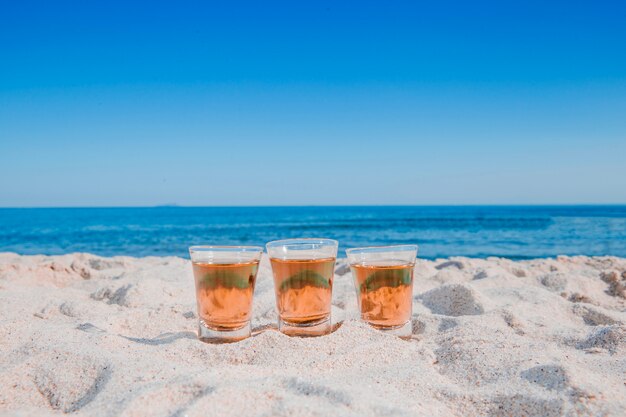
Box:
left=189, top=245, right=264, bottom=253
left=266, top=238, right=338, bottom=248
left=345, top=244, right=418, bottom=254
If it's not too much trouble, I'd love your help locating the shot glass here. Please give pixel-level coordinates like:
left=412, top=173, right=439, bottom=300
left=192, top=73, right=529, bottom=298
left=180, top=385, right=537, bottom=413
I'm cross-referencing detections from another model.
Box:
left=346, top=245, right=418, bottom=336
left=189, top=245, right=263, bottom=343
left=266, top=238, right=337, bottom=337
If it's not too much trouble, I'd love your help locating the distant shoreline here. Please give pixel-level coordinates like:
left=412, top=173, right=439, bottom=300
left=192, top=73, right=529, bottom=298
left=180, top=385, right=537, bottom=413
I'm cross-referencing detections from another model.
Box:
left=2, top=203, right=626, bottom=209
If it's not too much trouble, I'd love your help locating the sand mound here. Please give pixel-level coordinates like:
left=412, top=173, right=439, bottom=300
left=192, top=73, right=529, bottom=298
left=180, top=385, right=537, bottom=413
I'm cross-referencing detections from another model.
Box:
left=1, top=253, right=625, bottom=416
left=577, top=325, right=626, bottom=354
left=419, top=284, right=488, bottom=316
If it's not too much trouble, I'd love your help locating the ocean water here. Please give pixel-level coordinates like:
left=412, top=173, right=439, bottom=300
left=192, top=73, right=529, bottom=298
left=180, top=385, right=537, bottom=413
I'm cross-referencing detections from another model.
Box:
left=0, top=206, right=625, bottom=260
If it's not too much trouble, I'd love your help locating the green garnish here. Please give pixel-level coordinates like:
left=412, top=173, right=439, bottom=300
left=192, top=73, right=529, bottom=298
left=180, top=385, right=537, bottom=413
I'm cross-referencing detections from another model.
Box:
left=201, top=271, right=252, bottom=289
left=360, top=269, right=412, bottom=292
left=279, top=270, right=330, bottom=291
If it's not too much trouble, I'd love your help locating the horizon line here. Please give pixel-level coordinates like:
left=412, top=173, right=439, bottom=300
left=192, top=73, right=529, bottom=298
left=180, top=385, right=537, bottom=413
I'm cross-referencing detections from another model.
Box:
left=2, top=203, right=626, bottom=209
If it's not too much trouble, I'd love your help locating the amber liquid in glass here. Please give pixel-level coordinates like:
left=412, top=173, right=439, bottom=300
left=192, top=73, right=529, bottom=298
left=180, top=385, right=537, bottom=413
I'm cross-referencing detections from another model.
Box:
left=192, top=260, right=258, bottom=330
left=269, top=257, right=335, bottom=326
left=351, top=262, right=414, bottom=328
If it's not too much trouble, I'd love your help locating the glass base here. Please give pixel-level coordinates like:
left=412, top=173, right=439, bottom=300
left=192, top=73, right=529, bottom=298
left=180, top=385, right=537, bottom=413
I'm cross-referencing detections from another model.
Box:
left=367, top=320, right=412, bottom=338
left=197, top=320, right=251, bottom=343
left=278, top=316, right=331, bottom=337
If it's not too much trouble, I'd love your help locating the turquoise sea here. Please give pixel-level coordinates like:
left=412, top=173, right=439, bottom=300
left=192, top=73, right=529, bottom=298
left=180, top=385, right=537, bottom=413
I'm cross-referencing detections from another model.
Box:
left=1, top=206, right=625, bottom=259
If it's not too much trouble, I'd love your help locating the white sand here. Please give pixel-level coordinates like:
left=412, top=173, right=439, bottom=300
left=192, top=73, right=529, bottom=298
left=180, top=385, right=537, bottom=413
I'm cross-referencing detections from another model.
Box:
left=1, top=253, right=625, bottom=417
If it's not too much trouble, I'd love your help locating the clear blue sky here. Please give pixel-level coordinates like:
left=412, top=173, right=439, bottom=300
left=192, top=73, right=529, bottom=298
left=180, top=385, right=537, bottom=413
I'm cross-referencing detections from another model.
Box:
left=1, top=0, right=625, bottom=207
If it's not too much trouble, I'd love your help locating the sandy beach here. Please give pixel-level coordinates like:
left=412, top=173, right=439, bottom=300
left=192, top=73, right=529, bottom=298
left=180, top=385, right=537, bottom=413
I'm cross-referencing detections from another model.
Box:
left=1, top=252, right=625, bottom=416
